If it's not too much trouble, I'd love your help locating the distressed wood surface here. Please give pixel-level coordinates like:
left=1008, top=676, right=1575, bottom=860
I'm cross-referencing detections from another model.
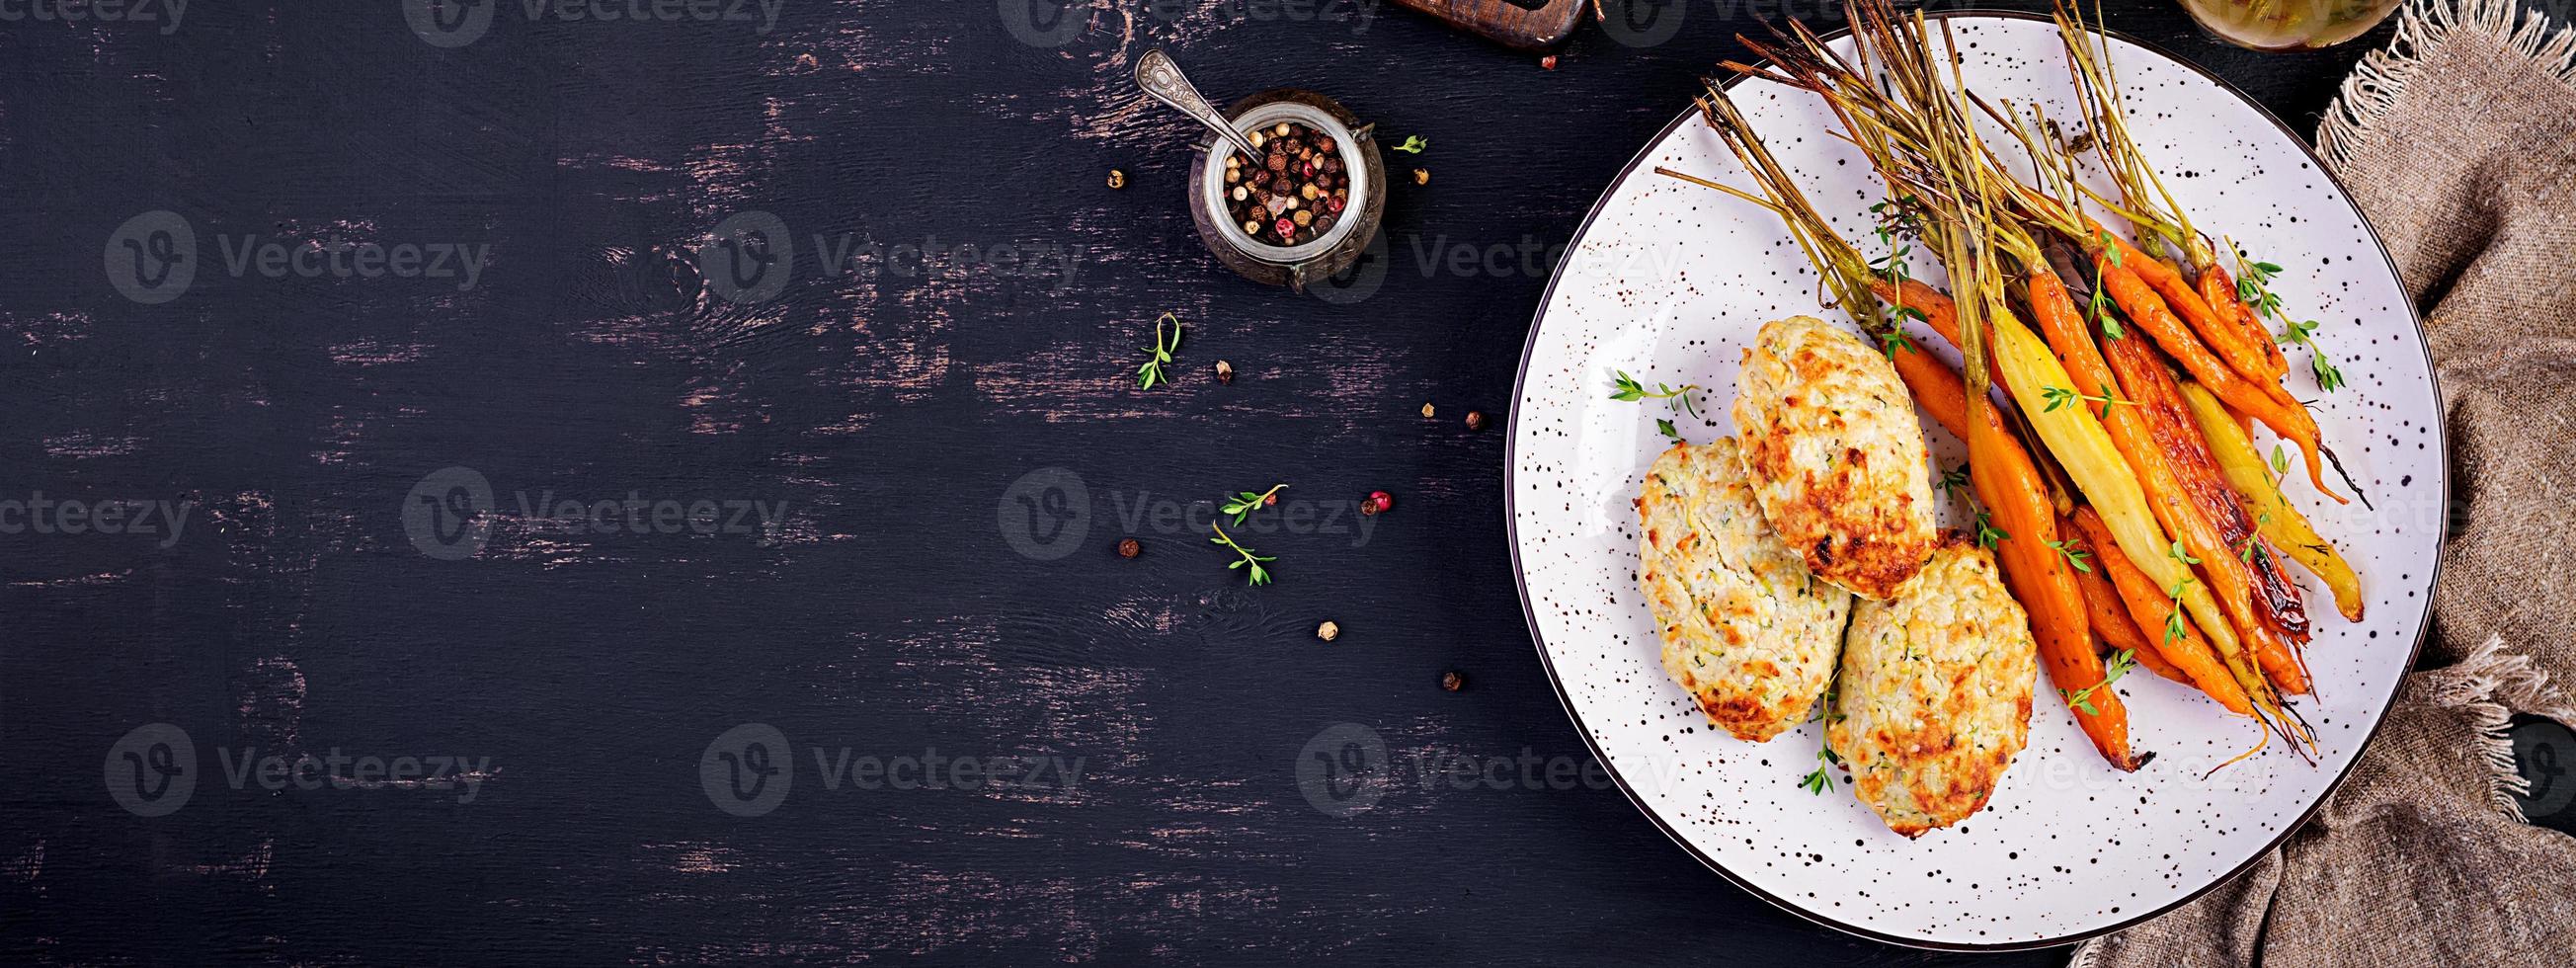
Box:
left=0, top=2, right=2378, bottom=964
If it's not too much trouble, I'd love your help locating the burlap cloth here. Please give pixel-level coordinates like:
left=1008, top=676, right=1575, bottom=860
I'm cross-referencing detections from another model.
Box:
left=2072, top=0, right=2576, bottom=964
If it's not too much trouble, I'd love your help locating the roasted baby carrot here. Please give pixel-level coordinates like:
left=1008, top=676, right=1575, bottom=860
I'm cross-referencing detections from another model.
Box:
left=2095, top=305, right=2311, bottom=643
left=2024, top=269, right=2294, bottom=690
left=2071, top=509, right=2255, bottom=716
left=1878, top=311, right=2132, bottom=767
left=2069, top=538, right=2184, bottom=685
left=2123, top=625, right=2193, bottom=686
left=2096, top=256, right=2344, bottom=504
left=2117, top=247, right=2291, bottom=406
left=2179, top=380, right=2364, bottom=620
left=2196, top=261, right=2290, bottom=383
left=1972, top=402, right=2131, bottom=769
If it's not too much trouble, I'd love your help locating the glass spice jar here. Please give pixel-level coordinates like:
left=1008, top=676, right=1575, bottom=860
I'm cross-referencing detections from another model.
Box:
left=2177, top=0, right=2400, bottom=50
left=1188, top=89, right=1386, bottom=293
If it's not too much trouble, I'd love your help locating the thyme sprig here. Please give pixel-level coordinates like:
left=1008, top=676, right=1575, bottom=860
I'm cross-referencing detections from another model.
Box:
left=1799, top=746, right=1843, bottom=795
left=2234, top=252, right=2346, bottom=392
left=2041, top=384, right=2135, bottom=416
left=1867, top=197, right=1928, bottom=360
left=1209, top=523, right=1275, bottom=586
left=1391, top=134, right=1429, bottom=154
left=2046, top=538, right=2093, bottom=574
left=1219, top=484, right=1288, bottom=527
left=1608, top=370, right=1706, bottom=422
left=1974, top=508, right=2008, bottom=549
left=2060, top=648, right=2135, bottom=716
left=1136, top=312, right=1183, bottom=389
left=2162, top=541, right=2201, bottom=644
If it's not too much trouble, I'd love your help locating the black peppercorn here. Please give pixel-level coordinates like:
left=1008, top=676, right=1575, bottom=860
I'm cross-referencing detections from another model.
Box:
left=1441, top=671, right=1466, bottom=691
left=1465, top=410, right=1488, bottom=432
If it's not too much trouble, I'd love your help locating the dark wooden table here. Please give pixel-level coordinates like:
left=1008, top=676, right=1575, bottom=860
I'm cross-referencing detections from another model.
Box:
left=0, top=2, right=2387, bottom=964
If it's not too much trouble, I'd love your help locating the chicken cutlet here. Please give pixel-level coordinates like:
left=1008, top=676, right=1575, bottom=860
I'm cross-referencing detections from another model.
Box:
left=1639, top=438, right=1855, bottom=742
left=1731, top=315, right=1938, bottom=601
left=1827, top=535, right=2037, bottom=837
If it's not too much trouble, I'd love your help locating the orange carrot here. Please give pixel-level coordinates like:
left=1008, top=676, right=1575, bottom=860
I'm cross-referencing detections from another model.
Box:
left=2125, top=629, right=2192, bottom=686
left=2071, top=509, right=2254, bottom=716
left=2242, top=612, right=2312, bottom=696
left=2072, top=545, right=2181, bottom=684
left=1875, top=307, right=2133, bottom=767
left=1878, top=278, right=2076, bottom=513
left=1889, top=338, right=1972, bottom=442
left=1973, top=422, right=2132, bottom=769
left=2096, top=309, right=2312, bottom=644
left=2196, top=261, right=2290, bottom=383
left=2027, top=272, right=2294, bottom=702
left=2096, top=257, right=2344, bottom=504
left=2121, top=250, right=2289, bottom=406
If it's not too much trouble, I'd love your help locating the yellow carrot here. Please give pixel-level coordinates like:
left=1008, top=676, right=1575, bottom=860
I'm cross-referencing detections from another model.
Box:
left=1987, top=311, right=2271, bottom=706
left=2180, top=381, right=2364, bottom=620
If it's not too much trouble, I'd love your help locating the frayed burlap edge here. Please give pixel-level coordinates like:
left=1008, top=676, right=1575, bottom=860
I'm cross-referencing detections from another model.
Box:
left=2316, top=0, right=2576, bottom=174
left=2402, top=635, right=2576, bottom=820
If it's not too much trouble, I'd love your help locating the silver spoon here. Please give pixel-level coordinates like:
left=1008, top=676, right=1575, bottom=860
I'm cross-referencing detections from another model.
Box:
left=1133, top=48, right=1263, bottom=159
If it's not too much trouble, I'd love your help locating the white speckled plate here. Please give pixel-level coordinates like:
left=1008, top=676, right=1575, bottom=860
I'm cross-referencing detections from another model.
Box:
left=1505, top=12, right=2443, bottom=950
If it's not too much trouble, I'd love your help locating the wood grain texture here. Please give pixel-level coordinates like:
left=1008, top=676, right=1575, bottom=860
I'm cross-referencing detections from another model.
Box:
left=0, top=1, right=2378, bottom=964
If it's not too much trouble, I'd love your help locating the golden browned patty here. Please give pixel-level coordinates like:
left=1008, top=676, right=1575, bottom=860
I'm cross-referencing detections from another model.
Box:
left=1827, top=536, right=2037, bottom=837
left=1638, top=439, right=1854, bottom=742
left=1731, top=315, right=1938, bottom=601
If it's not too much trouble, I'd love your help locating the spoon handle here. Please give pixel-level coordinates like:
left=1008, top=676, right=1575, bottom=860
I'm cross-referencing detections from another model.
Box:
left=1134, top=48, right=1262, bottom=158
